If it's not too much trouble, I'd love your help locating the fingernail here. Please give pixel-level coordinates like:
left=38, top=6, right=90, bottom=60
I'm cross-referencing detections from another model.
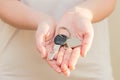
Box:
left=66, top=70, right=70, bottom=77
left=41, top=54, right=46, bottom=59
left=69, top=66, right=75, bottom=70
left=84, top=52, right=88, bottom=57
left=81, top=52, right=87, bottom=57
left=61, top=64, right=67, bottom=72
left=57, top=69, right=62, bottom=73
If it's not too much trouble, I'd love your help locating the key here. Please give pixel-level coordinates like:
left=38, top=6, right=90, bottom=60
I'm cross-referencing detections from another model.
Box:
left=48, top=45, right=60, bottom=60
left=48, top=34, right=68, bottom=60
left=66, top=38, right=82, bottom=48
left=54, top=34, right=68, bottom=45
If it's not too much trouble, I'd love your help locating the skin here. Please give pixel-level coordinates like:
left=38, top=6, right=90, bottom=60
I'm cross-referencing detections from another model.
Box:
left=0, top=0, right=116, bottom=77
left=56, top=12, right=94, bottom=76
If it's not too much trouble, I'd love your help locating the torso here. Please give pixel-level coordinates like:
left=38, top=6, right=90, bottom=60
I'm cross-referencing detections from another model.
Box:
left=21, top=0, right=84, bottom=21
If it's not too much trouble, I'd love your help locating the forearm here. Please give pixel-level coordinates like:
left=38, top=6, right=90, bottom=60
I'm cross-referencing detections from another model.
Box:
left=0, top=0, right=50, bottom=30
left=72, top=0, right=116, bottom=23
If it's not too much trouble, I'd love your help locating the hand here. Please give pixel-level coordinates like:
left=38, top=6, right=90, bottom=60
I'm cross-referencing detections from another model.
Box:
left=35, top=15, right=61, bottom=73
left=56, top=8, right=94, bottom=76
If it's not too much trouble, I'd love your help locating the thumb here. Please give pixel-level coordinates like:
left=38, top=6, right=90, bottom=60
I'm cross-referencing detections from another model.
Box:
left=81, top=31, right=94, bottom=57
left=36, top=23, right=50, bottom=58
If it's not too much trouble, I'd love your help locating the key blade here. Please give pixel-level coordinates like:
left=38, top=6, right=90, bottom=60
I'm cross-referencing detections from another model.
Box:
left=48, top=45, right=60, bottom=60
left=66, top=38, right=82, bottom=48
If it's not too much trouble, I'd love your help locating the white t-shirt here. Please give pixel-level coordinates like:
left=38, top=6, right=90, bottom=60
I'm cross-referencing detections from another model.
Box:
left=0, top=0, right=113, bottom=80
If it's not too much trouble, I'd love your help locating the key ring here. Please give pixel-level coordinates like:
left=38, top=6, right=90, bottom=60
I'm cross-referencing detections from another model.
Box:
left=56, top=27, right=71, bottom=50
left=57, top=27, right=71, bottom=39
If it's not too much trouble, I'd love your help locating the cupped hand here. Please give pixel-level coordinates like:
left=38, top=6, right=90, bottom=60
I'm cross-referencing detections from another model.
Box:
left=35, top=15, right=62, bottom=73
left=56, top=7, right=94, bottom=76
left=35, top=7, right=94, bottom=76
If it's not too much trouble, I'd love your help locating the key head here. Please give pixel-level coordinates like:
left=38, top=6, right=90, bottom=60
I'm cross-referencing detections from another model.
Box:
left=54, top=34, right=68, bottom=45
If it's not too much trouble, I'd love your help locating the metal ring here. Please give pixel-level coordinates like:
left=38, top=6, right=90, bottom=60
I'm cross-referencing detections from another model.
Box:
left=58, top=27, right=71, bottom=38
left=60, top=43, right=68, bottom=50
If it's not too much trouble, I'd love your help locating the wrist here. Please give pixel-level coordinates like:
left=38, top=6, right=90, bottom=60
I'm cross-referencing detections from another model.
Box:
left=37, top=13, right=56, bottom=30
left=67, top=7, right=93, bottom=22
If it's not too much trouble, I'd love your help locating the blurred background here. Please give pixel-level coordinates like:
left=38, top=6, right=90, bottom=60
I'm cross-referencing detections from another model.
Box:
left=108, top=0, right=120, bottom=80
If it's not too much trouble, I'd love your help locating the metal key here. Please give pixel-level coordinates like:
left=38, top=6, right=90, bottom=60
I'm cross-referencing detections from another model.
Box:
left=48, top=34, right=68, bottom=60
left=48, top=45, right=60, bottom=60
left=54, top=34, right=68, bottom=45
left=66, top=38, right=82, bottom=48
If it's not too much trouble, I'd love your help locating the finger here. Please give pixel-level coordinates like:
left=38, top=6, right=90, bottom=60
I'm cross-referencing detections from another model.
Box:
left=61, top=64, right=70, bottom=77
left=61, top=48, right=72, bottom=75
left=81, top=32, right=94, bottom=57
left=36, top=23, right=50, bottom=58
left=57, top=47, right=65, bottom=66
left=64, top=70, right=70, bottom=77
left=47, top=60, right=61, bottom=73
left=68, top=46, right=80, bottom=70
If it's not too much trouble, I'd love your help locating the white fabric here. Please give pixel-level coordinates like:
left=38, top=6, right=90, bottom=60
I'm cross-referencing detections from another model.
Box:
left=0, top=0, right=114, bottom=80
